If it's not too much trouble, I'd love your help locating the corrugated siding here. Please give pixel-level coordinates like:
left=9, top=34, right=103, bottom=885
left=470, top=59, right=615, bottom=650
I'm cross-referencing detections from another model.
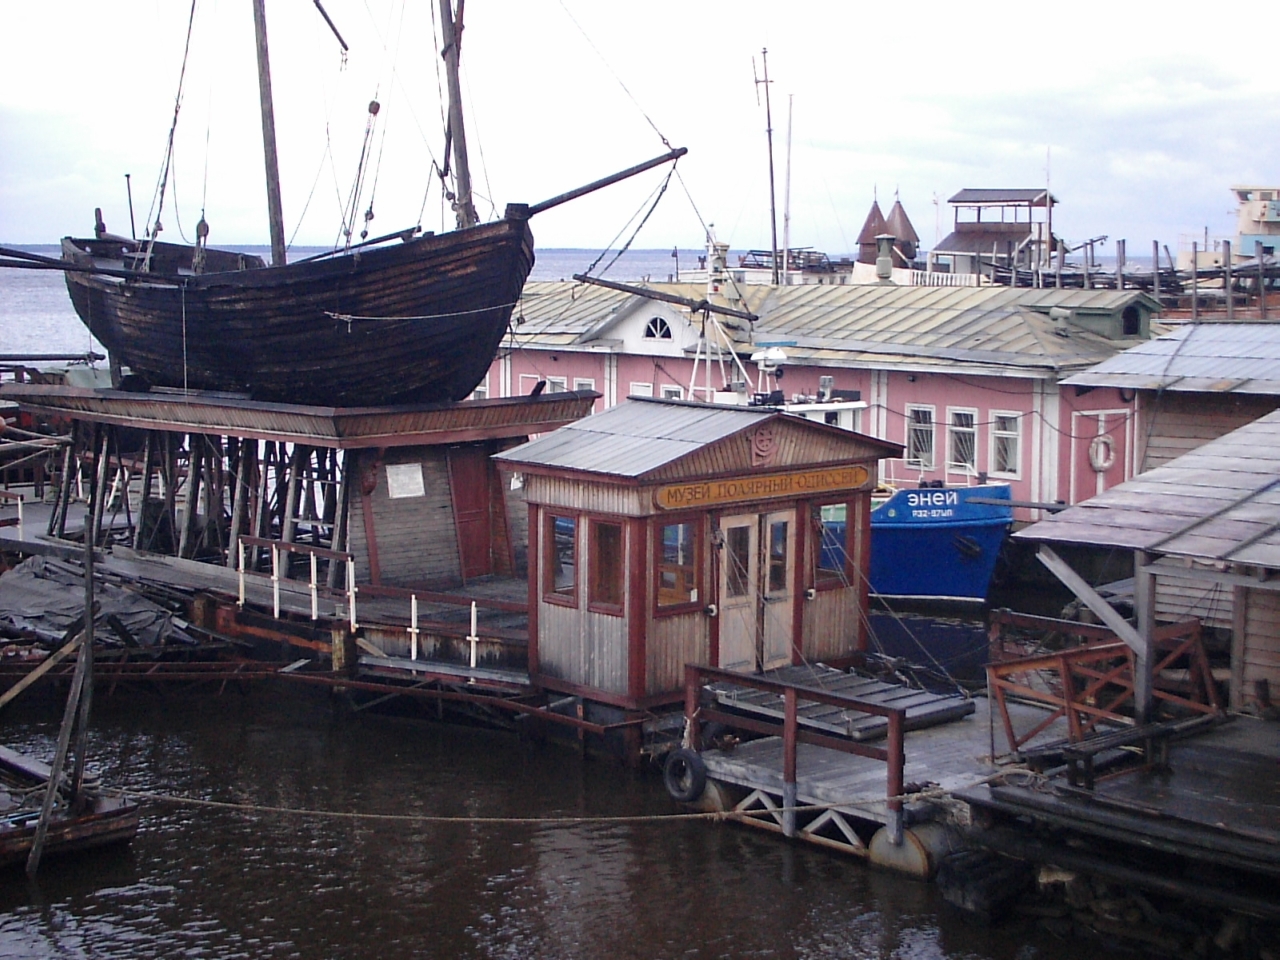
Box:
left=646, top=612, right=709, bottom=696
left=1154, top=574, right=1234, bottom=631
left=802, top=588, right=860, bottom=662
left=1243, top=588, right=1280, bottom=700
left=524, top=476, right=644, bottom=515
left=538, top=602, right=629, bottom=694
left=1142, top=394, right=1280, bottom=471
left=348, top=448, right=460, bottom=586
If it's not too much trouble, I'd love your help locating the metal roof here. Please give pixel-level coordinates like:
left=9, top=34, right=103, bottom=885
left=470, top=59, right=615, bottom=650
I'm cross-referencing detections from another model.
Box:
left=948, top=189, right=1054, bottom=206
left=1016, top=408, right=1280, bottom=568
left=495, top=398, right=778, bottom=478
left=856, top=201, right=887, bottom=245
left=884, top=200, right=920, bottom=245
left=1063, top=322, right=1280, bottom=395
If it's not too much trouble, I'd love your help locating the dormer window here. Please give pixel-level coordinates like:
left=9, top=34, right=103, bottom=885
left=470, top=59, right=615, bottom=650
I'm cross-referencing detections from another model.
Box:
left=644, top=317, right=672, bottom=340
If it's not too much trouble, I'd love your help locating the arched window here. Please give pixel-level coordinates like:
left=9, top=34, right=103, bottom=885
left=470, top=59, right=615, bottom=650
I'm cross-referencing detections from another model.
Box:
left=644, top=316, right=672, bottom=340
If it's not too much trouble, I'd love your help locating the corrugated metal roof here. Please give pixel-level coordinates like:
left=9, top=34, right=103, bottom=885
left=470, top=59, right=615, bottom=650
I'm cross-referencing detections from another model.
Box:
left=1016, top=408, right=1280, bottom=568
left=948, top=189, right=1053, bottom=205
left=495, top=398, right=775, bottom=478
left=1063, top=323, right=1280, bottom=395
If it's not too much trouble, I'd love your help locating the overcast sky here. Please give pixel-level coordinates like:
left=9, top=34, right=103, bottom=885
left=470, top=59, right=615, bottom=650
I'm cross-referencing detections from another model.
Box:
left=4, top=1, right=1278, bottom=260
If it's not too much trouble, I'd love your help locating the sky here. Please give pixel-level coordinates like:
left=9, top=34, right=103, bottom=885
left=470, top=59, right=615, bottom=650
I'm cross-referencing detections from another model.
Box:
left=3, top=1, right=1279, bottom=260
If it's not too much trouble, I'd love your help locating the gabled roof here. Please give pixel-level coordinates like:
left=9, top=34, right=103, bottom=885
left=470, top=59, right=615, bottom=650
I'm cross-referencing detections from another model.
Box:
left=1015, top=408, right=1280, bottom=568
left=1063, top=322, right=1280, bottom=396
left=856, top=201, right=887, bottom=245
left=948, top=189, right=1054, bottom=206
left=494, top=397, right=899, bottom=481
left=885, top=200, right=920, bottom=245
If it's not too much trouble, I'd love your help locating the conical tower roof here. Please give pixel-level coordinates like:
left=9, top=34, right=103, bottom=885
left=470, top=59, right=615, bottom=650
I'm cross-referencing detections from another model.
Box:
left=885, top=199, right=920, bottom=245
left=856, top=200, right=887, bottom=245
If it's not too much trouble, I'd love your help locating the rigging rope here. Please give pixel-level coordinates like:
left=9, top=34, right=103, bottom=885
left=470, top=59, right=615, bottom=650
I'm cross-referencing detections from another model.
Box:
left=580, top=165, right=675, bottom=279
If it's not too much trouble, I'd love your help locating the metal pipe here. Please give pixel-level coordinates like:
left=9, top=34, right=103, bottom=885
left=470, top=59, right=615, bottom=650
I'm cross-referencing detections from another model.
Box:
left=527, top=147, right=688, bottom=218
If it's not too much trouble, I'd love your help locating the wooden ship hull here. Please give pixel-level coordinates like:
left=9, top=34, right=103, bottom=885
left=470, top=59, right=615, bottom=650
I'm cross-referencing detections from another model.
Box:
left=0, top=746, right=138, bottom=868
left=61, top=216, right=534, bottom=407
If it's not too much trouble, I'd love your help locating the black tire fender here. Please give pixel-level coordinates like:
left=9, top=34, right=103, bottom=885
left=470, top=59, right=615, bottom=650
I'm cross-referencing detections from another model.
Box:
left=663, top=747, right=708, bottom=803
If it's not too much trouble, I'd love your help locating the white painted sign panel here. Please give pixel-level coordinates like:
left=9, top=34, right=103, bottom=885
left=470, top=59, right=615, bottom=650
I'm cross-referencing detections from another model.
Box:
left=386, top=463, right=426, bottom=499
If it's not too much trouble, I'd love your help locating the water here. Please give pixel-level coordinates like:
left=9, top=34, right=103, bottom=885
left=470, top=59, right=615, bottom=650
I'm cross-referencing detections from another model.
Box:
left=0, top=688, right=1123, bottom=959
left=0, top=246, right=711, bottom=357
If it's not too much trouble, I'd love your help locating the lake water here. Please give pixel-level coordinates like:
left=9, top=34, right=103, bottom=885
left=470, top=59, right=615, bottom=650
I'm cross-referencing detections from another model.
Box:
left=0, top=687, right=1123, bottom=960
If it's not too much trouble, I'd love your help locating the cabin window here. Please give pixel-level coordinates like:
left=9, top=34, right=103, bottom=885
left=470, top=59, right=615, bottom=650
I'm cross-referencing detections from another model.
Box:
left=905, top=405, right=935, bottom=469
left=947, top=408, right=977, bottom=474
left=660, top=385, right=684, bottom=400
left=767, top=518, right=790, bottom=593
left=544, top=514, right=577, bottom=604
left=990, top=412, right=1021, bottom=477
left=588, top=520, right=625, bottom=614
left=813, top=503, right=850, bottom=586
left=629, top=382, right=654, bottom=397
left=657, top=520, right=700, bottom=609
left=645, top=317, right=673, bottom=339
left=725, top=525, right=752, bottom=597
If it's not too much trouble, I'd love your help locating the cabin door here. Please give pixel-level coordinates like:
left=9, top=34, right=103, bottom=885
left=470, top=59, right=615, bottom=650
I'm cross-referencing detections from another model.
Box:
left=448, top=446, right=493, bottom=582
left=717, top=509, right=795, bottom=673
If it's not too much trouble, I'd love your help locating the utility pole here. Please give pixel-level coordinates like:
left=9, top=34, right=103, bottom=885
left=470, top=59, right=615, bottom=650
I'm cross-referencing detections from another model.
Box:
left=754, top=49, right=780, bottom=286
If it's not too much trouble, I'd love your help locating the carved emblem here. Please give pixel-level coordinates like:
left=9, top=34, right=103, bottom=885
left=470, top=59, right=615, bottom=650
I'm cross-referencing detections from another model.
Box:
left=750, top=425, right=777, bottom=466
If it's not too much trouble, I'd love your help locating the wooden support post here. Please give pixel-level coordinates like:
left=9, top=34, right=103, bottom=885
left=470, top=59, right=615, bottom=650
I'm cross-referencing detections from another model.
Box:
left=49, top=441, right=74, bottom=538
left=1133, top=549, right=1156, bottom=723
left=229, top=437, right=254, bottom=570
left=134, top=432, right=155, bottom=549
left=162, top=433, right=179, bottom=555
left=179, top=436, right=203, bottom=559
left=250, top=441, right=272, bottom=571
left=1116, top=238, right=1125, bottom=290
left=326, top=450, right=350, bottom=589
left=1225, top=239, right=1233, bottom=320
left=90, top=427, right=110, bottom=547
left=282, top=444, right=305, bottom=550
left=1036, top=546, right=1144, bottom=653
left=683, top=664, right=701, bottom=751
left=886, top=709, right=905, bottom=846
left=782, top=686, right=798, bottom=839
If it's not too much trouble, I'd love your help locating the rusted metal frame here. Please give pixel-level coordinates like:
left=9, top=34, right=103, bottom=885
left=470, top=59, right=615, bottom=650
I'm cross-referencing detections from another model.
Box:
left=988, top=608, right=1117, bottom=643
left=989, top=674, right=1070, bottom=748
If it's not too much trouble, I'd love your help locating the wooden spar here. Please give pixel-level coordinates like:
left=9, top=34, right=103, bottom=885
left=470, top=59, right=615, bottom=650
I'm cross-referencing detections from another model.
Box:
left=437, top=0, right=477, bottom=229
left=572, top=273, right=758, bottom=323
left=252, top=0, right=287, bottom=267
left=526, top=147, right=688, bottom=217
left=754, top=49, right=780, bottom=286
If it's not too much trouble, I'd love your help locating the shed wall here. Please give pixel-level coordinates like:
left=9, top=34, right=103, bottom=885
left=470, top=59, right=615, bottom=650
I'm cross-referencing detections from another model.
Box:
left=1155, top=574, right=1235, bottom=631
left=1140, top=394, right=1280, bottom=472
left=1241, top=587, right=1280, bottom=708
left=802, top=588, right=860, bottom=662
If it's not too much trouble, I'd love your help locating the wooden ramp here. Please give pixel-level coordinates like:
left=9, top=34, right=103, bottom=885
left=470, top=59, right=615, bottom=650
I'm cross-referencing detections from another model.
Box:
left=707, top=663, right=975, bottom=742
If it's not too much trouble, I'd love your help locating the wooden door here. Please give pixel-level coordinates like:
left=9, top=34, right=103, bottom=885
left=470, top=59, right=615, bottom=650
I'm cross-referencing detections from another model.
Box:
left=718, top=514, right=758, bottom=672
left=761, top=509, right=795, bottom=670
left=447, top=446, right=492, bottom=582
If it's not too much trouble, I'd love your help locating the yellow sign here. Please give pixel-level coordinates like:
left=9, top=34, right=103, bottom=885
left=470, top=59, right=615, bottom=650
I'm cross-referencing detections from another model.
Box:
left=654, top=465, right=872, bottom=510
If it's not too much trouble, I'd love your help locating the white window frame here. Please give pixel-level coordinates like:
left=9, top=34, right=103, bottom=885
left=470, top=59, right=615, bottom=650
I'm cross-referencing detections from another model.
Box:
left=519, top=374, right=541, bottom=395
left=988, top=410, right=1022, bottom=479
left=546, top=376, right=568, bottom=394
left=904, top=404, right=936, bottom=470
left=573, top=378, right=596, bottom=393
left=629, top=382, right=654, bottom=397
left=660, top=384, right=684, bottom=400
left=946, top=406, right=979, bottom=476
left=471, top=375, right=489, bottom=401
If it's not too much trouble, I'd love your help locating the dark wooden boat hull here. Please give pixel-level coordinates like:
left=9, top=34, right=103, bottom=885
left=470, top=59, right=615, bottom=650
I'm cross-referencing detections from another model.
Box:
left=62, top=218, right=534, bottom=407
left=0, top=797, right=139, bottom=868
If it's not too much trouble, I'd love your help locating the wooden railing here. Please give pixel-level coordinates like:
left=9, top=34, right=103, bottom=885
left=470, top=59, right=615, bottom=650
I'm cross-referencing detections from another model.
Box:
left=237, top=536, right=356, bottom=629
left=684, top=664, right=907, bottom=844
left=986, top=613, right=1221, bottom=754
left=0, top=491, right=23, bottom=541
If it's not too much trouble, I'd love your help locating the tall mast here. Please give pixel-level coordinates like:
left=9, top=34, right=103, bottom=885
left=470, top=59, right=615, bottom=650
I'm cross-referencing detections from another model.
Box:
left=755, top=49, right=780, bottom=286
left=438, top=0, right=477, bottom=229
left=782, top=93, right=793, bottom=286
left=252, top=0, right=287, bottom=267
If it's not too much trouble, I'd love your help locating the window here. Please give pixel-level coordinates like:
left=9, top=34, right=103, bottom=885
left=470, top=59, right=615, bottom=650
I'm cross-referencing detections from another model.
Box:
left=519, top=374, right=541, bottom=395
left=906, top=405, right=935, bottom=469
left=1122, top=305, right=1141, bottom=337
left=588, top=520, right=624, bottom=613
left=725, top=526, right=751, bottom=597
left=767, top=518, right=789, bottom=592
left=660, top=385, right=684, bottom=400
left=573, top=378, right=596, bottom=392
left=947, top=409, right=977, bottom=473
left=471, top=376, right=489, bottom=401
left=990, top=412, right=1021, bottom=477
left=629, top=382, right=654, bottom=397
left=657, top=520, right=699, bottom=609
left=644, top=316, right=673, bottom=339
left=546, top=376, right=568, bottom=394
left=814, top=503, right=849, bottom=586
left=544, top=514, right=577, bottom=603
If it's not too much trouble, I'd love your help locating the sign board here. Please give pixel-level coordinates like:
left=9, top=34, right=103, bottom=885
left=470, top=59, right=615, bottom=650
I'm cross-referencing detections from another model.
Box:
left=386, top=463, right=426, bottom=499
left=654, top=465, right=872, bottom=510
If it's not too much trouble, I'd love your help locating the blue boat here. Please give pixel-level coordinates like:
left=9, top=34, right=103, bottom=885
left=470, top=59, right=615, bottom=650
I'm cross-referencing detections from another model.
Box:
left=867, top=484, right=1013, bottom=603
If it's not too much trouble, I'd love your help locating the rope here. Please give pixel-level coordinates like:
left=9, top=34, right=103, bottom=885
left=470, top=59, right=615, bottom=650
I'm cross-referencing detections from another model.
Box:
left=325, top=300, right=521, bottom=324
left=580, top=165, right=675, bottom=280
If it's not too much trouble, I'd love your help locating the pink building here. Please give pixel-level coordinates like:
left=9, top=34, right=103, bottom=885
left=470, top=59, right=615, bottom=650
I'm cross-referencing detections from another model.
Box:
left=480, top=282, right=1161, bottom=521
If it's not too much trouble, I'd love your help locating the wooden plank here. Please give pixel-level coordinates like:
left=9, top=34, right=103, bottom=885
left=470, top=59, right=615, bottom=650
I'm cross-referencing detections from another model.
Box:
left=0, top=638, right=82, bottom=712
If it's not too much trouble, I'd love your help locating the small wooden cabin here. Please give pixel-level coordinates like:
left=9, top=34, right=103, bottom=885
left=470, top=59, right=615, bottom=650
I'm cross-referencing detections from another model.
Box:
left=495, top=398, right=901, bottom=708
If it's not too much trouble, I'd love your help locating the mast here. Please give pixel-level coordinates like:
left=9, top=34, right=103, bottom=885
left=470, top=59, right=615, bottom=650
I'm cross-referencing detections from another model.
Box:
left=438, top=0, right=478, bottom=229
left=755, top=49, right=779, bottom=285
left=782, top=94, right=793, bottom=286
left=252, top=0, right=287, bottom=267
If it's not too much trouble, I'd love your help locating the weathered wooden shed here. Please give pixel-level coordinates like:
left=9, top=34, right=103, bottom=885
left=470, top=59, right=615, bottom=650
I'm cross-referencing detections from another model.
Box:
left=1017, top=408, right=1280, bottom=714
left=494, top=398, right=901, bottom=708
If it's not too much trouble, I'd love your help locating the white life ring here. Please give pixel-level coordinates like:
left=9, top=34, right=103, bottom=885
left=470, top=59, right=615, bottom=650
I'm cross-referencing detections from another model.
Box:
left=1088, top=433, right=1116, bottom=473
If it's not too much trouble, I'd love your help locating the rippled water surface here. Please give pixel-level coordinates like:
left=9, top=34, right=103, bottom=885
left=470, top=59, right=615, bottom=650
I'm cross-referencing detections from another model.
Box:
left=0, top=688, right=1133, bottom=960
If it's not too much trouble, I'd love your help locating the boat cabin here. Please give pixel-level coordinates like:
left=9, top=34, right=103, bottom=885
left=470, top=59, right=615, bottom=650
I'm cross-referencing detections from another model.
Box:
left=495, top=398, right=901, bottom=708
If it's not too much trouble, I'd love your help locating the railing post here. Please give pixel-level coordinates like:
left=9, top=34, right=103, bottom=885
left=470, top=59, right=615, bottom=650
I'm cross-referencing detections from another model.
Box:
left=271, top=545, right=281, bottom=619
left=886, top=708, right=904, bottom=846
left=237, top=539, right=246, bottom=608
left=782, top=686, right=798, bottom=839
left=346, top=557, right=357, bottom=630
left=309, top=551, right=319, bottom=621
left=468, top=601, right=478, bottom=671
left=15, top=496, right=22, bottom=542
left=683, top=664, right=701, bottom=751
left=409, top=594, right=419, bottom=660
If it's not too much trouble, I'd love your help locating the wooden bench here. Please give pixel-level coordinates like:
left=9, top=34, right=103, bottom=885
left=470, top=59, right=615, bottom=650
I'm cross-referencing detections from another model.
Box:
left=1061, top=714, right=1220, bottom=789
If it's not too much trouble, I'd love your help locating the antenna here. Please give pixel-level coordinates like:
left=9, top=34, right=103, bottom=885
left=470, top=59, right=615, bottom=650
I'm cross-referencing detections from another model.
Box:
left=753, top=48, right=780, bottom=285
